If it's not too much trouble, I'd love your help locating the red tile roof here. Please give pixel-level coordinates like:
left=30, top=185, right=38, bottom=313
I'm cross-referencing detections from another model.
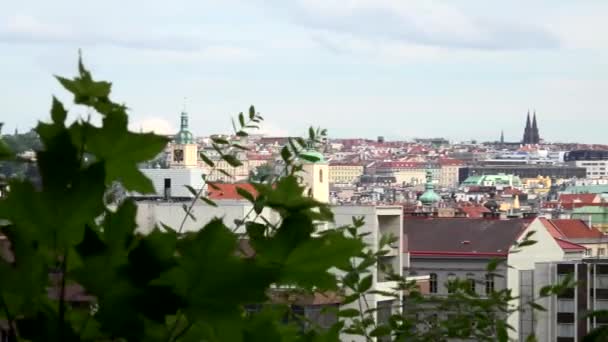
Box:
left=559, top=194, right=599, bottom=205
left=555, top=238, right=586, bottom=251
left=539, top=218, right=604, bottom=239
left=207, top=183, right=258, bottom=200
left=377, top=161, right=426, bottom=169
left=458, top=204, right=490, bottom=218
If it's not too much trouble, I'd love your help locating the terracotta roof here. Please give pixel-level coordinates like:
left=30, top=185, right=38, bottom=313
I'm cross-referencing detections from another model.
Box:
left=377, top=161, right=426, bottom=169
left=207, top=183, right=258, bottom=200
left=438, top=158, right=464, bottom=166
left=405, top=218, right=529, bottom=257
left=539, top=218, right=604, bottom=239
left=458, top=204, right=490, bottom=218
left=559, top=193, right=599, bottom=204
left=554, top=238, right=586, bottom=251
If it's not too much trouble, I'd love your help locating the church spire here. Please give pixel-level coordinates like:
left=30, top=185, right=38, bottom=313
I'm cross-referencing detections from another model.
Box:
left=500, top=130, right=504, bottom=145
left=531, top=110, right=539, bottom=144
left=522, top=110, right=531, bottom=144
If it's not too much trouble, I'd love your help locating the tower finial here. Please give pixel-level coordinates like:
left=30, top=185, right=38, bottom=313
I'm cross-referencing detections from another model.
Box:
left=182, top=97, right=187, bottom=113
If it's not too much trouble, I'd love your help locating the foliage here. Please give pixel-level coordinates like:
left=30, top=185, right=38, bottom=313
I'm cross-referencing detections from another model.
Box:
left=0, top=55, right=590, bottom=342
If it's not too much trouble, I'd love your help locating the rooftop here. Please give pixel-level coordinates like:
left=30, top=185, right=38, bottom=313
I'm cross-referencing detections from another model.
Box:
left=405, top=218, right=529, bottom=257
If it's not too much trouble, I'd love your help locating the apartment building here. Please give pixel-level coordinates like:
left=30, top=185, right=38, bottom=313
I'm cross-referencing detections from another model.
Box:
left=403, top=216, right=586, bottom=340
left=328, top=161, right=364, bottom=184
left=534, top=260, right=608, bottom=341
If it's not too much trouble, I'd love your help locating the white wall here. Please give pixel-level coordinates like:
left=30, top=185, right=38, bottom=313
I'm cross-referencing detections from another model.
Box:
left=137, top=168, right=205, bottom=198
left=135, top=200, right=280, bottom=234
left=506, top=218, right=566, bottom=339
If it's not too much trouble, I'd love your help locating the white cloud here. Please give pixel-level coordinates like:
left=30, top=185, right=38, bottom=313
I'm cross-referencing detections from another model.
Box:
left=0, top=14, right=256, bottom=62
left=257, top=122, right=290, bottom=137
left=291, top=0, right=559, bottom=52
left=129, top=117, right=175, bottom=135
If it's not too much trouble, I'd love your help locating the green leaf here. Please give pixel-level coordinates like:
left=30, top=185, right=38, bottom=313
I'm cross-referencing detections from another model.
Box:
left=211, top=137, right=229, bottom=145
left=358, top=274, right=373, bottom=293
left=528, top=301, right=546, bottom=311
left=73, top=120, right=168, bottom=193
left=199, top=196, right=217, bottom=207
left=370, top=325, right=391, bottom=337
left=182, top=203, right=196, bottom=221
left=236, top=187, right=255, bottom=203
left=248, top=105, right=255, bottom=120
left=50, top=96, right=67, bottom=124
left=280, top=146, right=291, bottom=163
left=337, top=308, right=360, bottom=318
left=184, top=185, right=199, bottom=197
left=238, top=112, right=245, bottom=127
left=222, top=154, right=242, bottom=167
left=155, top=219, right=274, bottom=322
left=200, top=153, right=215, bottom=167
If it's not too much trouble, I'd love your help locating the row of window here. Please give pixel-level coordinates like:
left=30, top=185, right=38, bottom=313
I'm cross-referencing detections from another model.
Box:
left=428, top=273, right=494, bottom=294
left=585, top=248, right=606, bottom=257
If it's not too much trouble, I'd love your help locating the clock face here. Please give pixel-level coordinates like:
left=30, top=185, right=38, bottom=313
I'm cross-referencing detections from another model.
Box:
left=174, top=149, right=184, bottom=162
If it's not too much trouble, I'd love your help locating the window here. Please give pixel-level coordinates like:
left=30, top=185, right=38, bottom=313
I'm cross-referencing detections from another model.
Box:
left=173, top=149, right=184, bottom=162
left=467, top=274, right=476, bottom=294
left=585, top=249, right=592, bottom=256
left=319, top=169, right=323, bottom=183
left=447, top=273, right=456, bottom=294
left=557, top=299, right=574, bottom=312
left=429, top=273, right=438, bottom=293
left=557, top=323, right=575, bottom=337
left=600, top=248, right=606, bottom=256
left=485, top=274, right=495, bottom=295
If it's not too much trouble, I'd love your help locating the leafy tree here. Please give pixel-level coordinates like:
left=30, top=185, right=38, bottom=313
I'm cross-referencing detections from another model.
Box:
left=0, top=55, right=592, bottom=342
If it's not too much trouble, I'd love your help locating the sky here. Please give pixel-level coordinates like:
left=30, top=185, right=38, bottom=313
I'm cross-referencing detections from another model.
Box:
left=1, top=0, right=607, bottom=143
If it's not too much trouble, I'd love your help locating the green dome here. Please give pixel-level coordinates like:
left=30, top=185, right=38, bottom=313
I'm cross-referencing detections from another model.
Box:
left=175, top=111, right=194, bottom=144
left=175, top=130, right=193, bottom=144
left=420, top=190, right=441, bottom=205
left=420, top=169, right=440, bottom=205
left=300, top=150, right=325, bottom=163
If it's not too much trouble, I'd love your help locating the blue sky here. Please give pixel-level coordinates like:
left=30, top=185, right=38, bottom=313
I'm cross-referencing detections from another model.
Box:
left=1, top=0, right=607, bottom=143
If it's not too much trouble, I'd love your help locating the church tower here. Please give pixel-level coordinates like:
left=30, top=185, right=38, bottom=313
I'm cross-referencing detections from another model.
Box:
left=531, top=111, right=540, bottom=144
left=170, top=110, right=198, bottom=168
left=299, top=142, right=329, bottom=203
left=522, top=110, right=531, bottom=144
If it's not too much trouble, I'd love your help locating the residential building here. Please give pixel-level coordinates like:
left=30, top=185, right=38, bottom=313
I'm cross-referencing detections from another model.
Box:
left=375, top=162, right=428, bottom=186
left=438, top=158, right=463, bottom=188
left=534, top=260, right=608, bottom=341
left=571, top=206, right=608, bottom=232
left=403, top=216, right=585, bottom=340
left=460, top=165, right=586, bottom=183
left=329, top=161, right=364, bottom=184
left=565, top=150, right=608, bottom=179
left=539, top=218, right=608, bottom=258
left=332, top=205, right=403, bottom=342
left=461, top=173, right=523, bottom=189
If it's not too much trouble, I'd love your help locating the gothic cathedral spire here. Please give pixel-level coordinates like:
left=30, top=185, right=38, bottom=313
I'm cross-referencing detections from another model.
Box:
left=522, top=110, right=531, bottom=144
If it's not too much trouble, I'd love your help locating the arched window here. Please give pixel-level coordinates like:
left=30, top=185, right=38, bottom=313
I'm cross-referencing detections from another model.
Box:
left=485, top=274, right=495, bottom=295
left=429, top=273, right=438, bottom=293
left=319, top=169, right=323, bottom=183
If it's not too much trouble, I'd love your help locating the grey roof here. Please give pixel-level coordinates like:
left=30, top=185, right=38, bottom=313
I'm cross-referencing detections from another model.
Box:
left=405, top=218, right=529, bottom=255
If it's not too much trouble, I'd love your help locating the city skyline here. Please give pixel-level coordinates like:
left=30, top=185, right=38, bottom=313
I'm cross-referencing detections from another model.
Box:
left=1, top=0, right=607, bottom=143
